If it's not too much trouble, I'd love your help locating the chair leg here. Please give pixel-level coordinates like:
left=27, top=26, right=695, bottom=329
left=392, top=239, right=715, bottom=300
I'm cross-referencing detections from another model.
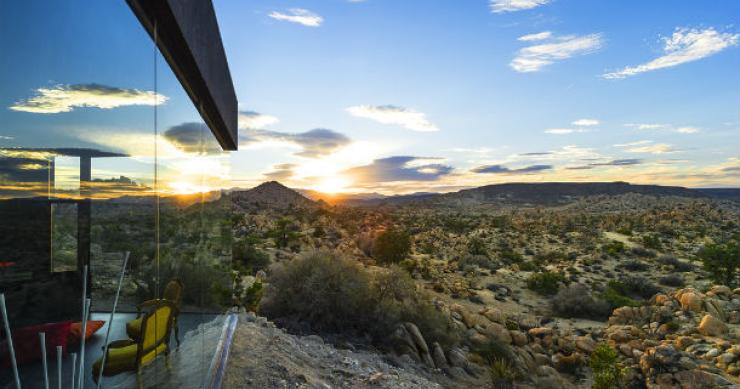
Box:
left=174, top=319, right=180, bottom=347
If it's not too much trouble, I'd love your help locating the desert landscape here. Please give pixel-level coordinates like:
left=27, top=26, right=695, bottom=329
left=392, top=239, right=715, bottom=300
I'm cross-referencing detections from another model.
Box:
left=221, top=181, right=740, bottom=389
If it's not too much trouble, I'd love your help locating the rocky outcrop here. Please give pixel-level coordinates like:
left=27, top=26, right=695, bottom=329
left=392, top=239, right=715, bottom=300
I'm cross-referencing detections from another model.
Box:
left=604, top=285, right=740, bottom=388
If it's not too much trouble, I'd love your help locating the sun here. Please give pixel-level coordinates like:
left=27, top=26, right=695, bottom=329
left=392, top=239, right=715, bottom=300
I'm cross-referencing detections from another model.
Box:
left=313, top=177, right=350, bottom=194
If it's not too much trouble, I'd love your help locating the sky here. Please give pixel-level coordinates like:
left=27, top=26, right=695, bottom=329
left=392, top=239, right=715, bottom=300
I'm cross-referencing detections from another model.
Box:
left=1, top=0, right=739, bottom=197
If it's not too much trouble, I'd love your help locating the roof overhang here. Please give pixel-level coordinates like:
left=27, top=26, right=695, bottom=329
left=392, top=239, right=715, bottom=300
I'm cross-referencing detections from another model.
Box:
left=127, top=0, right=239, bottom=150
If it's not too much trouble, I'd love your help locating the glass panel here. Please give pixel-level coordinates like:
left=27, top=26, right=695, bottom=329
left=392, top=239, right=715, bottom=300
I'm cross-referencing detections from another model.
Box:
left=51, top=202, right=78, bottom=273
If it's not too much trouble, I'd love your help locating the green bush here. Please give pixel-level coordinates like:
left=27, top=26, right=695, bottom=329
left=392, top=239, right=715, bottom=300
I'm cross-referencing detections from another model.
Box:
left=590, top=343, right=621, bottom=389
left=468, top=236, right=488, bottom=256
left=551, top=284, right=611, bottom=320
left=373, top=228, right=412, bottom=265
left=601, top=287, right=640, bottom=310
left=642, top=234, right=662, bottom=250
left=458, top=254, right=498, bottom=271
left=609, top=277, right=660, bottom=299
left=698, top=242, right=739, bottom=288
left=233, top=239, right=270, bottom=274
left=473, top=337, right=515, bottom=364
left=261, top=251, right=458, bottom=348
left=603, top=241, right=625, bottom=257
left=527, top=271, right=566, bottom=295
left=490, top=358, right=518, bottom=385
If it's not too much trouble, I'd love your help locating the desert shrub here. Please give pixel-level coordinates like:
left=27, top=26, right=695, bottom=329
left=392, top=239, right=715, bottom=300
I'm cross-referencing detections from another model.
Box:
left=373, top=227, right=412, bottom=265
left=590, top=343, right=621, bottom=389
left=657, top=255, right=693, bottom=272
left=312, top=225, right=326, bottom=238
left=269, top=217, right=300, bottom=249
left=468, top=236, right=488, bottom=256
left=631, top=246, right=656, bottom=258
left=243, top=279, right=264, bottom=312
left=601, top=287, right=640, bottom=310
left=623, top=260, right=649, bottom=272
left=473, top=337, right=515, bottom=364
left=603, top=241, right=625, bottom=257
left=500, top=248, right=523, bottom=263
left=616, top=227, right=632, bottom=236
left=551, top=284, right=611, bottom=320
left=527, top=271, right=566, bottom=295
left=659, top=274, right=684, bottom=287
left=642, top=234, right=662, bottom=250
left=233, top=239, right=270, bottom=274
left=610, top=277, right=660, bottom=299
left=698, top=242, right=739, bottom=288
left=490, top=358, right=518, bottom=387
left=535, top=251, right=568, bottom=263
left=262, top=251, right=457, bottom=347
left=458, top=254, right=498, bottom=271
left=518, top=261, right=538, bottom=272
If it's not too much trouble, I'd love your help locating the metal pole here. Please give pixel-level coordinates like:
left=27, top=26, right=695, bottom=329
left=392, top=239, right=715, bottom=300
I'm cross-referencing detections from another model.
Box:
left=56, top=346, right=62, bottom=389
left=70, top=353, right=77, bottom=389
left=96, top=252, right=130, bottom=388
left=39, top=332, right=49, bottom=389
left=0, top=294, right=21, bottom=389
left=77, top=298, right=91, bottom=389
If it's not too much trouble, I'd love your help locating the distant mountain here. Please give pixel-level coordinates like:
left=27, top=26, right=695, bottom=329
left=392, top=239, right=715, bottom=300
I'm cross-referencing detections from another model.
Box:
left=696, top=188, right=740, bottom=202
left=343, top=182, right=737, bottom=207
left=232, top=181, right=316, bottom=210
left=436, top=182, right=706, bottom=205
left=232, top=181, right=740, bottom=209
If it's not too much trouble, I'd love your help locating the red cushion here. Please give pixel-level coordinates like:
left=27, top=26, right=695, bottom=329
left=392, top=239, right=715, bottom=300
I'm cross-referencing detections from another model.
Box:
left=67, top=320, right=105, bottom=346
left=0, top=321, right=72, bottom=368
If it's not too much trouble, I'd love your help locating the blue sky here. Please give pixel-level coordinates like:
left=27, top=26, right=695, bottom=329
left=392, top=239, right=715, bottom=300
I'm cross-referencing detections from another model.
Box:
left=1, top=1, right=739, bottom=196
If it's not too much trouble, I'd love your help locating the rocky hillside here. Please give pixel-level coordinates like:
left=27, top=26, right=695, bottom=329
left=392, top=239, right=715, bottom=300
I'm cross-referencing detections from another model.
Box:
left=232, top=181, right=318, bottom=211
left=224, top=312, right=481, bottom=388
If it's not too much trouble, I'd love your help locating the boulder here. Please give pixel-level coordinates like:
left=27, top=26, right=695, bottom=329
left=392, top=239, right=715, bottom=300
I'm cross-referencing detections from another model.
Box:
left=403, top=322, right=435, bottom=368
left=482, top=322, right=512, bottom=344
left=510, top=330, right=528, bottom=347
left=575, top=336, right=596, bottom=354
left=697, top=314, right=728, bottom=337
left=431, top=342, right=449, bottom=369
left=680, top=292, right=703, bottom=312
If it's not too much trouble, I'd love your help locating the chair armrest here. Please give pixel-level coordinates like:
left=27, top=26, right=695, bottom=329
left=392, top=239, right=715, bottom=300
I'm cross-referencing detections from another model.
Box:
left=107, top=339, right=136, bottom=349
left=136, top=299, right=163, bottom=315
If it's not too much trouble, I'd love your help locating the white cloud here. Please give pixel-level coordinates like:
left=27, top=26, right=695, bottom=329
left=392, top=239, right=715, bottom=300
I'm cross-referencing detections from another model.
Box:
left=238, top=111, right=279, bottom=129
left=268, top=8, right=323, bottom=27
left=518, top=31, right=552, bottom=42
left=675, top=126, right=700, bottom=134
left=346, top=105, right=439, bottom=132
left=626, top=123, right=667, bottom=130
left=615, top=140, right=676, bottom=154
left=490, top=0, right=550, bottom=13
left=544, top=128, right=589, bottom=135
left=604, top=27, right=739, bottom=79
left=0, top=135, right=13, bottom=140
left=511, top=33, right=603, bottom=72
left=9, top=84, right=167, bottom=114
left=625, top=123, right=700, bottom=133
left=572, top=118, right=599, bottom=126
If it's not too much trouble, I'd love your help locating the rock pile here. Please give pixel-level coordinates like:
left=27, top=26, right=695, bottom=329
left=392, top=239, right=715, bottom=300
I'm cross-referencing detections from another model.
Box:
left=605, top=285, right=740, bottom=388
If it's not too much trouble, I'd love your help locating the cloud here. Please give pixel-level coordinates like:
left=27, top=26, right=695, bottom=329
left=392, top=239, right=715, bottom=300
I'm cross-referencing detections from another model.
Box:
left=240, top=128, right=351, bottom=158
left=511, top=33, right=603, bottom=72
left=490, top=0, right=550, bottom=13
left=346, top=105, right=439, bottom=132
left=268, top=8, right=323, bottom=27
left=518, top=31, right=552, bottom=41
left=238, top=111, right=279, bottom=129
left=9, top=83, right=168, bottom=113
left=163, top=122, right=222, bottom=154
left=544, top=128, right=588, bottom=135
left=472, top=164, right=552, bottom=174
left=626, top=123, right=667, bottom=130
left=520, top=152, right=553, bottom=156
left=264, top=163, right=297, bottom=180
left=626, top=123, right=700, bottom=134
left=572, top=118, right=599, bottom=126
left=615, top=140, right=676, bottom=154
left=675, top=126, right=700, bottom=134
left=568, top=158, right=643, bottom=169
left=344, top=156, right=453, bottom=183
left=604, top=27, right=739, bottom=79
left=0, top=136, right=13, bottom=140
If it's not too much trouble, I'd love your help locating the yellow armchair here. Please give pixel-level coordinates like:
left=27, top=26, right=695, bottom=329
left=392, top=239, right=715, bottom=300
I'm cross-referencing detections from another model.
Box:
left=127, top=279, right=183, bottom=346
left=93, top=300, right=176, bottom=382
